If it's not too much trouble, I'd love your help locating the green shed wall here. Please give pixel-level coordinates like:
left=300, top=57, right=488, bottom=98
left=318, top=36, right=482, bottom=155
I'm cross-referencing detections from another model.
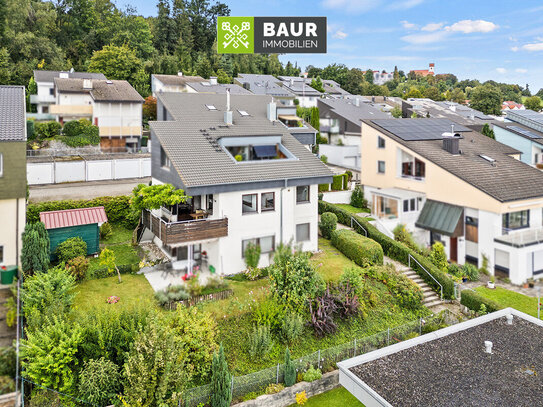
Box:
left=48, top=224, right=99, bottom=260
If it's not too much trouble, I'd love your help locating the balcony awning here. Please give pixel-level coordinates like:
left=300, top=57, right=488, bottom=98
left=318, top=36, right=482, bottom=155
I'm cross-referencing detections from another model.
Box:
left=253, top=145, right=277, bottom=158
left=278, top=114, right=301, bottom=121
left=415, top=200, right=463, bottom=236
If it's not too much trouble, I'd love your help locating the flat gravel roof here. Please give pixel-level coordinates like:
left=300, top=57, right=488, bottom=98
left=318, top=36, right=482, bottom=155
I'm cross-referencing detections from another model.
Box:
left=350, top=316, right=543, bottom=407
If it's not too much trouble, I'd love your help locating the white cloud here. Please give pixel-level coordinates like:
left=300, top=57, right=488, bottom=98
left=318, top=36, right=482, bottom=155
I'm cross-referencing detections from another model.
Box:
left=511, top=46, right=519, bottom=52
left=515, top=68, right=528, bottom=73
left=387, top=0, right=425, bottom=11
left=522, top=42, right=543, bottom=51
left=445, top=20, right=499, bottom=34
left=496, top=67, right=507, bottom=74
left=421, top=22, right=444, bottom=32
left=401, top=31, right=448, bottom=44
left=321, top=0, right=377, bottom=13
left=332, top=30, right=348, bottom=39
left=401, top=20, right=417, bottom=30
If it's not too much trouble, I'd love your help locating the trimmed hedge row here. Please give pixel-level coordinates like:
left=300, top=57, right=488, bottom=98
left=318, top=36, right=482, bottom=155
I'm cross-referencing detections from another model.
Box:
left=319, top=201, right=456, bottom=299
left=318, top=184, right=330, bottom=192
left=88, top=263, right=140, bottom=280
left=331, top=175, right=343, bottom=191
left=460, top=289, right=502, bottom=313
left=331, top=229, right=383, bottom=267
left=27, top=196, right=138, bottom=228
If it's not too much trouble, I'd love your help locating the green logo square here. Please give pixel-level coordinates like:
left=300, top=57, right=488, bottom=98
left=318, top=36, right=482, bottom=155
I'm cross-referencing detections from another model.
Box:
left=217, top=16, right=254, bottom=54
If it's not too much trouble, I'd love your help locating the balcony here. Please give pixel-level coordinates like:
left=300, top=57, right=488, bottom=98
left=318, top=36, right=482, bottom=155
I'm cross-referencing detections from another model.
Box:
left=99, top=126, right=142, bottom=137
left=49, top=104, right=93, bottom=116
left=142, top=210, right=228, bottom=245
left=30, top=94, right=56, bottom=104
left=495, top=228, right=543, bottom=248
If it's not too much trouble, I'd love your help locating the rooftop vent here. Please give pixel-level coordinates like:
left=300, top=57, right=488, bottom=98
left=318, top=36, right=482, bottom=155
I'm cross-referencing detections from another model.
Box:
left=506, top=314, right=513, bottom=325
left=442, top=133, right=461, bottom=155
left=59, top=72, right=69, bottom=79
left=209, top=76, right=218, bottom=85
left=106, top=80, right=113, bottom=85
left=224, top=88, right=232, bottom=125
left=206, top=104, right=217, bottom=111
left=484, top=341, right=493, bottom=354
left=177, top=71, right=183, bottom=76
left=83, top=79, right=93, bottom=90
left=267, top=101, right=277, bottom=121
left=480, top=154, right=496, bottom=165
left=354, top=98, right=360, bottom=107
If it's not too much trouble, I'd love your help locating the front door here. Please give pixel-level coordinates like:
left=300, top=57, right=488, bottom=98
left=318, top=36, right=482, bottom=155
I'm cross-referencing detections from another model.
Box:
left=450, top=237, right=458, bottom=263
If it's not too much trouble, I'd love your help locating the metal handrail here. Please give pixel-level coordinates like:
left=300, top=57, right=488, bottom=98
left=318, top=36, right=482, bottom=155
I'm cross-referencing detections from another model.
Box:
left=408, top=253, right=443, bottom=301
left=350, top=216, right=368, bottom=237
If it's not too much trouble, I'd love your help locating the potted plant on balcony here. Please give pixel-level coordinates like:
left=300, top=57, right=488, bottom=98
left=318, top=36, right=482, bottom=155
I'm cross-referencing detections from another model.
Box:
left=487, top=276, right=495, bottom=289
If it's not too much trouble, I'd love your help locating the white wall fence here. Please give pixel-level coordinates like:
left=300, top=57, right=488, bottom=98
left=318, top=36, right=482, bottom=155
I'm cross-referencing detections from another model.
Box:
left=27, top=157, right=151, bottom=185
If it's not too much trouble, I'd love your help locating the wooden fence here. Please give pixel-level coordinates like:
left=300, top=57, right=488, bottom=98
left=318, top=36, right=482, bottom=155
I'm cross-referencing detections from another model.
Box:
left=166, top=289, right=234, bottom=310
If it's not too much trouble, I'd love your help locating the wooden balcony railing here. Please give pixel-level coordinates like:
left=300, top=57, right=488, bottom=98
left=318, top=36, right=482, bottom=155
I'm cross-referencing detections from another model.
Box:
left=142, top=210, right=228, bottom=245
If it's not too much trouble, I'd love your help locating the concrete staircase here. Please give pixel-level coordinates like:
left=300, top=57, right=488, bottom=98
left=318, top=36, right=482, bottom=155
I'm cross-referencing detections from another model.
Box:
left=402, top=269, right=442, bottom=308
left=0, top=286, right=15, bottom=348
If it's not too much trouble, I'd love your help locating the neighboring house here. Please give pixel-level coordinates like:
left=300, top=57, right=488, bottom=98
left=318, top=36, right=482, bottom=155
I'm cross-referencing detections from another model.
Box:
left=361, top=117, right=543, bottom=284
left=409, top=63, right=435, bottom=77
left=494, top=110, right=543, bottom=166
left=144, top=92, right=333, bottom=275
left=234, top=73, right=295, bottom=105
left=403, top=98, right=495, bottom=131
left=40, top=207, right=108, bottom=259
left=30, top=70, right=106, bottom=120
left=502, top=101, right=525, bottom=112
left=185, top=77, right=252, bottom=95
left=318, top=98, right=390, bottom=180
left=0, top=86, right=27, bottom=267
left=363, top=70, right=394, bottom=85
left=277, top=75, right=351, bottom=104
left=151, top=73, right=204, bottom=96
left=51, top=78, right=144, bottom=151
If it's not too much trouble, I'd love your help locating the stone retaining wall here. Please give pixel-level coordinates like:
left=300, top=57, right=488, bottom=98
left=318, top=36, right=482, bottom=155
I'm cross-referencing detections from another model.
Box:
left=0, top=392, right=18, bottom=407
left=233, top=371, right=339, bottom=407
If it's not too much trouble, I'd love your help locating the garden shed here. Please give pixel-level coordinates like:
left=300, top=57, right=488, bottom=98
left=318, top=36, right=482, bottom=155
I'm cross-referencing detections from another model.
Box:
left=40, top=206, right=108, bottom=259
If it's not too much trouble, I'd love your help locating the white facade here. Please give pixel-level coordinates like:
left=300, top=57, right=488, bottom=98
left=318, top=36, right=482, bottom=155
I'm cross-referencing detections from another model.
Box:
left=296, top=96, right=318, bottom=108
left=151, top=75, right=196, bottom=97
left=0, top=199, right=25, bottom=266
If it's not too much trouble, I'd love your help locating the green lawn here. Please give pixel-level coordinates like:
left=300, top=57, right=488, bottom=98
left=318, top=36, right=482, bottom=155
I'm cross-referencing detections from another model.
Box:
left=311, top=238, right=362, bottom=281
left=100, top=224, right=134, bottom=245
left=88, top=244, right=140, bottom=271
left=334, top=204, right=370, bottom=215
left=73, top=274, right=157, bottom=312
left=289, top=387, right=363, bottom=407
left=475, top=286, right=539, bottom=317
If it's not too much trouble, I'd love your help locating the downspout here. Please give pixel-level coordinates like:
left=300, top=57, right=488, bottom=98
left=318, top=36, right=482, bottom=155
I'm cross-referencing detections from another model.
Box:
left=280, top=179, right=287, bottom=243
left=15, top=198, right=19, bottom=267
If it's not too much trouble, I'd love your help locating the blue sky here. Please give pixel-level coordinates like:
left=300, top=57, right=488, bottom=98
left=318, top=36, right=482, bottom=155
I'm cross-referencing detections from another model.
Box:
left=125, top=0, right=543, bottom=91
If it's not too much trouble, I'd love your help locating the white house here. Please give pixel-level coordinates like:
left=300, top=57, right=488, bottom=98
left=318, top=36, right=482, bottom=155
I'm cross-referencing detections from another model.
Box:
left=361, top=117, right=543, bottom=285
left=151, top=73, right=204, bottom=96
left=143, top=92, right=333, bottom=275
left=51, top=78, right=143, bottom=151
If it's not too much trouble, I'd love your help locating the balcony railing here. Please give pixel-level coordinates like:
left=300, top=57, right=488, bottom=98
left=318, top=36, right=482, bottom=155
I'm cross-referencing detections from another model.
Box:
left=142, top=210, right=228, bottom=245
left=30, top=94, right=56, bottom=104
left=495, top=228, right=543, bottom=248
left=49, top=104, right=93, bottom=116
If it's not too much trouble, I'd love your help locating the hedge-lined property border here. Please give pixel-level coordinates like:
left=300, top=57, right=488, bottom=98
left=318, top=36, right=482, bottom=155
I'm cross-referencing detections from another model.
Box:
left=319, top=201, right=456, bottom=299
left=460, top=289, right=502, bottom=313
left=330, top=229, right=384, bottom=267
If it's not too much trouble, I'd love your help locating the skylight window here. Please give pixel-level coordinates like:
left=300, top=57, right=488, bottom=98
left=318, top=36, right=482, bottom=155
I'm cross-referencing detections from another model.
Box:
left=479, top=154, right=496, bottom=163
left=206, top=104, right=217, bottom=110
left=238, top=110, right=250, bottom=117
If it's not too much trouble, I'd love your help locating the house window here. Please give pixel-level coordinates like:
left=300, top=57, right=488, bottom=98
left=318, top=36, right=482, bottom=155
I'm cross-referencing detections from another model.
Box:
left=503, top=210, right=529, bottom=231
left=42, top=106, right=49, bottom=114
left=207, top=194, right=214, bottom=215
left=378, top=160, right=385, bottom=174
left=49, top=88, right=54, bottom=95
left=0, top=153, right=3, bottom=177
left=296, top=186, right=310, bottom=203
left=160, top=146, right=171, bottom=168
left=403, top=198, right=417, bottom=212
left=296, top=223, right=310, bottom=242
left=378, top=136, right=385, bottom=148
left=261, top=192, right=275, bottom=211
left=242, top=236, right=275, bottom=256
left=242, top=194, right=258, bottom=214
left=0, top=245, right=3, bottom=264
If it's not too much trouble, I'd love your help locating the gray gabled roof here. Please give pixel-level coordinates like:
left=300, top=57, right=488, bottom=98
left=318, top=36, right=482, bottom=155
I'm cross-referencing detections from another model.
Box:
left=34, top=70, right=106, bottom=83
left=235, top=74, right=293, bottom=97
left=54, top=78, right=143, bottom=103
left=152, top=74, right=204, bottom=86
left=366, top=118, right=543, bottom=202
left=0, top=86, right=26, bottom=142
left=319, top=98, right=390, bottom=129
left=151, top=93, right=333, bottom=189
left=186, top=81, right=252, bottom=95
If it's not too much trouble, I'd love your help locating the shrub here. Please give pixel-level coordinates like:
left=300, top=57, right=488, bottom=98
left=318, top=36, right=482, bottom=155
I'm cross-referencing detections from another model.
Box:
left=334, top=282, right=361, bottom=317
left=28, top=390, right=62, bottom=407
left=318, top=183, right=330, bottom=192
left=339, top=266, right=365, bottom=296
left=296, top=391, right=308, bottom=405
left=345, top=170, right=353, bottom=182
left=99, top=222, right=113, bottom=239
left=447, top=262, right=462, bottom=278
left=350, top=185, right=367, bottom=208
left=279, top=312, right=304, bottom=344
left=460, top=290, right=502, bottom=313
left=248, top=325, right=273, bottom=357
left=342, top=173, right=349, bottom=190
left=284, top=348, right=296, bottom=387
left=55, top=237, right=87, bottom=262
left=34, top=121, right=61, bottom=139
left=252, top=298, right=285, bottom=332
left=0, top=347, right=16, bottom=377
left=331, top=229, right=383, bottom=267
left=367, top=265, right=424, bottom=310
left=404, top=332, right=420, bottom=340
left=302, top=366, right=322, bottom=382
left=320, top=155, right=328, bottom=164
left=265, top=383, right=284, bottom=394
left=66, top=256, right=89, bottom=281
left=331, top=174, right=343, bottom=190
left=21, top=222, right=50, bottom=274
left=309, top=286, right=337, bottom=337
left=244, top=242, right=261, bottom=271
left=155, top=285, right=190, bottom=305
left=462, top=264, right=479, bottom=281
left=0, top=376, right=14, bottom=395
left=429, top=242, right=448, bottom=271
left=480, top=254, right=490, bottom=276
left=78, top=358, right=121, bottom=405
left=393, top=224, right=420, bottom=253
left=210, top=344, right=232, bottom=407
left=319, top=212, right=337, bottom=239
left=186, top=277, right=202, bottom=296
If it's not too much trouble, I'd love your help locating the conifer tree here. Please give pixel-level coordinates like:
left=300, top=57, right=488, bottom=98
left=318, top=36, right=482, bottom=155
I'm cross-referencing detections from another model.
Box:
left=211, top=344, right=232, bottom=407
left=284, top=347, right=296, bottom=387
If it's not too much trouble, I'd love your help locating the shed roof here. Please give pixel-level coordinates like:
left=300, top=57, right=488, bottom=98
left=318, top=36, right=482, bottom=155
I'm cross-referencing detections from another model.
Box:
left=40, top=207, right=108, bottom=229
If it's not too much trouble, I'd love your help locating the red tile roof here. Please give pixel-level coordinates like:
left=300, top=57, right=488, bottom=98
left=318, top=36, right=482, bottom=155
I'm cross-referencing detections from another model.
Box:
left=40, top=206, right=108, bottom=229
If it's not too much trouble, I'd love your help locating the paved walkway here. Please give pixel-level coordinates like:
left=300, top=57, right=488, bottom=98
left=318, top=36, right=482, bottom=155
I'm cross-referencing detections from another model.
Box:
left=29, top=177, right=150, bottom=202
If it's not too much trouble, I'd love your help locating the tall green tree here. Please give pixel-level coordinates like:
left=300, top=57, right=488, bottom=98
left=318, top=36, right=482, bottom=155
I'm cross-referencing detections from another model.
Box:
left=310, top=76, right=324, bottom=93
left=0, top=47, right=10, bottom=83
left=364, top=69, right=374, bottom=84
left=481, top=123, right=495, bottom=139
left=21, top=222, right=49, bottom=275
left=470, top=85, right=503, bottom=115
left=210, top=344, right=232, bottom=407
left=284, top=347, right=296, bottom=387
left=524, top=96, right=542, bottom=112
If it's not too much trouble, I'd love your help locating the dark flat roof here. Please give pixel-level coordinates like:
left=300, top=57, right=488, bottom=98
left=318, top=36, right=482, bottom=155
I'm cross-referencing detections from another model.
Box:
left=350, top=314, right=543, bottom=407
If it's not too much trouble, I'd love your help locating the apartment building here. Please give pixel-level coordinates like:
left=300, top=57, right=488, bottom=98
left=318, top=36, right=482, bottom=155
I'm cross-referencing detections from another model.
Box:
left=361, top=118, right=543, bottom=284
left=0, top=86, right=26, bottom=267
left=51, top=78, right=143, bottom=150
left=144, top=92, right=333, bottom=275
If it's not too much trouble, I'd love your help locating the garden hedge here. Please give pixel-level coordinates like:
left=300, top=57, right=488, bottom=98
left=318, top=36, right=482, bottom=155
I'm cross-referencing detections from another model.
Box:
left=331, top=175, right=343, bottom=191
left=319, top=201, right=455, bottom=299
left=331, top=229, right=383, bottom=267
left=27, top=196, right=138, bottom=228
left=318, top=184, right=330, bottom=192
left=342, top=173, right=349, bottom=190
left=460, top=289, right=502, bottom=313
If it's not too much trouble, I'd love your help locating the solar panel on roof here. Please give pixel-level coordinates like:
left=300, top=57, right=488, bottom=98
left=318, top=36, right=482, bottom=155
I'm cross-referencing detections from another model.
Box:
left=508, top=125, right=543, bottom=139
left=371, top=119, right=470, bottom=141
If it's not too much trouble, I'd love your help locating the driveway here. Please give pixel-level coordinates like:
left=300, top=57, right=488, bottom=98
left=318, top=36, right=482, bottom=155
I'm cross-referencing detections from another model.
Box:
left=29, top=177, right=151, bottom=202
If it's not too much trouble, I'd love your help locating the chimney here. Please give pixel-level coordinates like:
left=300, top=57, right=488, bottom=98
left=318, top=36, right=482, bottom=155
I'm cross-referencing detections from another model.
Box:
left=290, top=78, right=294, bottom=87
left=354, top=98, right=360, bottom=107
left=83, top=79, right=93, bottom=90
left=267, top=101, right=277, bottom=121
left=177, top=71, right=183, bottom=76
left=224, top=88, right=233, bottom=125
left=484, top=341, right=493, bottom=354
left=442, top=133, right=461, bottom=154
left=209, top=76, right=218, bottom=85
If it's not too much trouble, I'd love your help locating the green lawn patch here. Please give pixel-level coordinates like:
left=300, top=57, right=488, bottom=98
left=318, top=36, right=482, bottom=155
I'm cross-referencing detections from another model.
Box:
left=475, top=286, right=539, bottom=317
left=311, top=238, right=363, bottom=282
left=334, top=204, right=370, bottom=215
left=289, top=387, right=364, bottom=407
left=88, top=244, right=140, bottom=272
left=100, top=224, right=134, bottom=245
left=73, top=274, right=157, bottom=312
